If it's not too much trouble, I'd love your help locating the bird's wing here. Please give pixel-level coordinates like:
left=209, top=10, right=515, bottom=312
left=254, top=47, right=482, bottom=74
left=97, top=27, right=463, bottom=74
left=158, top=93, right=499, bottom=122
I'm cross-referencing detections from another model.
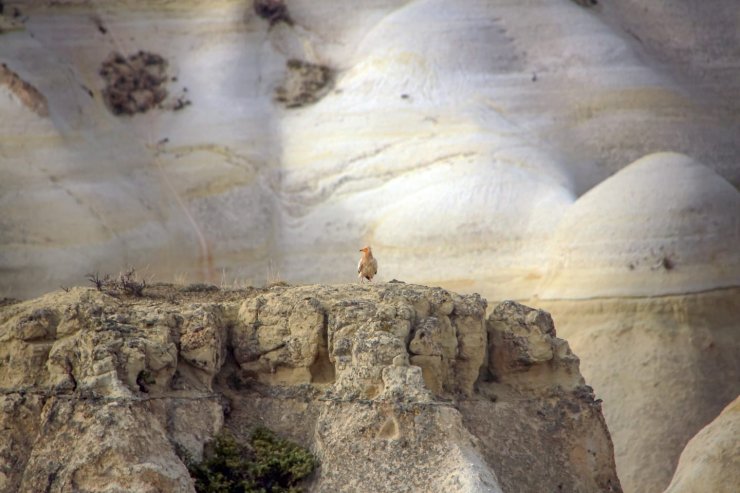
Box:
left=370, top=257, right=378, bottom=275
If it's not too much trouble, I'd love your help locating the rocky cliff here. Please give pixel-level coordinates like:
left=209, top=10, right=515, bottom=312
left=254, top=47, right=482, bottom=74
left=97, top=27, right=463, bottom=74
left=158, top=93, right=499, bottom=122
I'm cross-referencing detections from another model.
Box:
left=0, top=283, right=621, bottom=492
left=2, top=2, right=739, bottom=491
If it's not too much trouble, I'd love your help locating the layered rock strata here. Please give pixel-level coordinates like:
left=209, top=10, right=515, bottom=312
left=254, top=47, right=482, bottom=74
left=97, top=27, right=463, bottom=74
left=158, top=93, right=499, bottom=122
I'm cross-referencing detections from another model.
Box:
left=534, top=152, right=740, bottom=493
left=1, top=0, right=739, bottom=301
left=0, top=283, right=621, bottom=492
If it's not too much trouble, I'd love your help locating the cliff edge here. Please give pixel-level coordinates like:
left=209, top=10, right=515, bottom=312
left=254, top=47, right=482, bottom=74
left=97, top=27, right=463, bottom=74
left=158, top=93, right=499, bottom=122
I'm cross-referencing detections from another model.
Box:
left=0, top=283, right=621, bottom=492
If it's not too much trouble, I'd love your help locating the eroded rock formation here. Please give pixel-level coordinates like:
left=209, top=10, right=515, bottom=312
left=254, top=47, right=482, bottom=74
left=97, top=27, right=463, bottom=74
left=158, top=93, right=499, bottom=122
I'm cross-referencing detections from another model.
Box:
left=534, top=152, right=740, bottom=493
left=1, top=3, right=738, bottom=492
left=1, top=0, right=739, bottom=301
left=0, top=283, right=621, bottom=492
left=664, top=396, right=740, bottom=493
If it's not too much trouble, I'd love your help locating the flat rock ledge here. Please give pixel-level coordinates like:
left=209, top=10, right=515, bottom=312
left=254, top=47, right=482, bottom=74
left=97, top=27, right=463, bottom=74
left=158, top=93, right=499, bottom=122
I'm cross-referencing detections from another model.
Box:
left=0, top=283, right=621, bottom=493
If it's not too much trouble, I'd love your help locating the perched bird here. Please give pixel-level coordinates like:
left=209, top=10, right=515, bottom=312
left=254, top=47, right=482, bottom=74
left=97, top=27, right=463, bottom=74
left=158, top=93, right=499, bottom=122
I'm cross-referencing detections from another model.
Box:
left=358, top=246, right=378, bottom=283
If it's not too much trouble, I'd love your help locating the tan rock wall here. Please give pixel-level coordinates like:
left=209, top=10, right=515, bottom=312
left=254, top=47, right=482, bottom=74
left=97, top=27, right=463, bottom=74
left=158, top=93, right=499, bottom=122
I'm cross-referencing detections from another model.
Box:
left=0, top=283, right=621, bottom=492
left=536, top=288, right=740, bottom=493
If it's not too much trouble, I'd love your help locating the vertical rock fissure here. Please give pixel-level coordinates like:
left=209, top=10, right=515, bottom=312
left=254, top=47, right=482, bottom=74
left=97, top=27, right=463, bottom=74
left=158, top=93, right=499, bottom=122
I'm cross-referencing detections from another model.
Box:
left=309, top=310, right=335, bottom=384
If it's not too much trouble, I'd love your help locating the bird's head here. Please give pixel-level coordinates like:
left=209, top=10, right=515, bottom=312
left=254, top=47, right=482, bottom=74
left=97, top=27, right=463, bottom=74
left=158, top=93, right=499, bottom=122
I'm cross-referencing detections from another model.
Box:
left=359, top=246, right=372, bottom=253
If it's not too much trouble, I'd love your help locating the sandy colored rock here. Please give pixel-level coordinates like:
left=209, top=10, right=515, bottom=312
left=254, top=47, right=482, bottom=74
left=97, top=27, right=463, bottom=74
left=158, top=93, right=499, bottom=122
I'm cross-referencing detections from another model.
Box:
left=234, top=292, right=326, bottom=385
left=487, top=301, right=584, bottom=392
left=538, top=152, right=740, bottom=299
left=315, top=401, right=502, bottom=493
left=533, top=152, right=740, bottom=492
left=17, top=399, right=194, bottom=493
left=1, top=1, right=739, bottom=303
left=536, top=289, right=740, bottom=493
left=464, top=301, right=620, bottom=493
left=664, top=396, right=740, bottom=493
left=178, top=304, right=229, bottom=390
left=0, top=3, right=736, bottom=492
left=225, top=283, right=621, bottom=493
left=1, top=283, right=621, bottom=492
left=0, top=287, right=228, bottom=492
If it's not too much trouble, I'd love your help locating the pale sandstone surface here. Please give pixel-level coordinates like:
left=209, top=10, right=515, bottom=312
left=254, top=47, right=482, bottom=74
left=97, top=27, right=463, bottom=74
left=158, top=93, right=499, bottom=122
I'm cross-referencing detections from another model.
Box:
left=461, top=301, right=620, bottom=493
left=538, top=152, right=740, bottom=299
left=532, top=151, right=740, bottom=493
left=1, top=0, right=739, bottom=301
left=2, top=2, right=738, bottom=491
left=0, top=283, right=621, bottom=492
left=664, top=396, right=740, bottom=493
left=535, top=289, right=740, bottom=493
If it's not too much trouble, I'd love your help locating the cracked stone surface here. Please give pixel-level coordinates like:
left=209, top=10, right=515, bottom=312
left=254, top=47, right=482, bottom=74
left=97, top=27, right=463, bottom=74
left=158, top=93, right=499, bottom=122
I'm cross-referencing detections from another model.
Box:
left=0, top=283, right=621, bottom=492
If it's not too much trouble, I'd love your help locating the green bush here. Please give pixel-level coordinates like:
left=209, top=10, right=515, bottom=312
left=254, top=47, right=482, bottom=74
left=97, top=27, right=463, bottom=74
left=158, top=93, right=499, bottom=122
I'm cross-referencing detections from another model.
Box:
left=187, top=427, right=317, bottom=493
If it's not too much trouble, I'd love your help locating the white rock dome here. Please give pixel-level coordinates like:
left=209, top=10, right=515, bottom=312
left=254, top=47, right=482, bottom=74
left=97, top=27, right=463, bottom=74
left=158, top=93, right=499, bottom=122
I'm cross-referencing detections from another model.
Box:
left=538, top=152, right=740, bottom=299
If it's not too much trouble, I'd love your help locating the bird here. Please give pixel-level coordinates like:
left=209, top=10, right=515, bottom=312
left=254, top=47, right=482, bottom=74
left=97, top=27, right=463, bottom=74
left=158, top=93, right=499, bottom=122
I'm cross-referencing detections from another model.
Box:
left=357, top=246, right=378, bottom=283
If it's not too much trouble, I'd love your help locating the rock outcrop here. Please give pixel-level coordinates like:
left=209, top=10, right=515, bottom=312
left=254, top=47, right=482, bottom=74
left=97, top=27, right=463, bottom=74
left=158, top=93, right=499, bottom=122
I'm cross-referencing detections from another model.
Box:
left=2, top=3, right=738, bottom=492
left=0, top=283, right=621, bottom=492
left=664, top=396, right=740, bottom=493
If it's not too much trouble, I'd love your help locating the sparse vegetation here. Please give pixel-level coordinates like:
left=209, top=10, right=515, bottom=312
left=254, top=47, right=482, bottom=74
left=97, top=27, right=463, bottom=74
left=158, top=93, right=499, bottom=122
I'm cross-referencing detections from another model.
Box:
left=571, top=0, right=598, bottom=6
left=86, top=268, right=146, bottom=297
left=99, top=50, right=169, bottom=116
left=265, top=259, right=283, bottom=287
left=218, top=269, right=255, bottom=290
left=275, top=59, right=333, bottom=108
left=86, top=272, right=111, bottom=291
left=117, top=268, right=147, bottom=296
left=185, top=428, right=317, bottom=493
left=136, top=370, right=156, bottom=392
left=253, top=0, right=293, bottom=27
left=181, top=283, right=220, bottom=293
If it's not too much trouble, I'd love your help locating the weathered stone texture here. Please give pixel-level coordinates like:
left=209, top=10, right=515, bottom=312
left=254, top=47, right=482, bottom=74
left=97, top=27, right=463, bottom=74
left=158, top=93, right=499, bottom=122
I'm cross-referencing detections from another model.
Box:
left=0, top=283, right=621, bottom=492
